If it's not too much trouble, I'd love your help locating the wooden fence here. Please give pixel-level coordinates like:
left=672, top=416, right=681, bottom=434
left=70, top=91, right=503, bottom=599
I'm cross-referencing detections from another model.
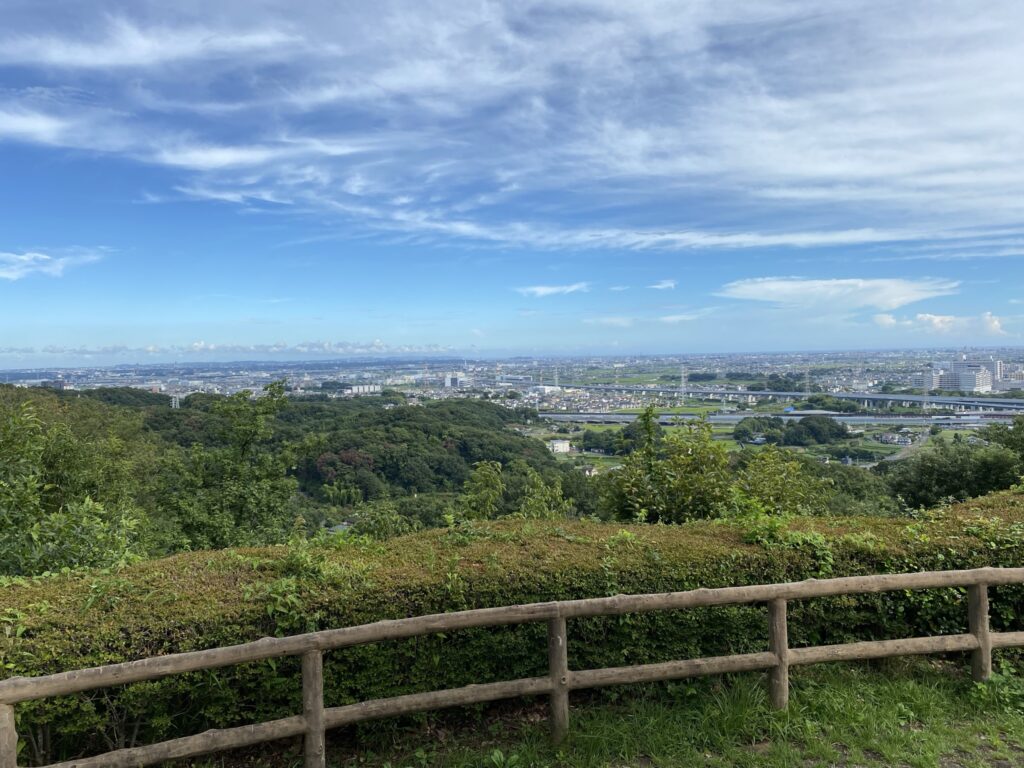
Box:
left=3, top=566, right=1024, bottom=768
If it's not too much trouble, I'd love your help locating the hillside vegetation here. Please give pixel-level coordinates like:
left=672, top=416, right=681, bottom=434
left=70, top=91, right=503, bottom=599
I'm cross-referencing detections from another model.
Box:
left=4, top=490, right=1024, bottom=764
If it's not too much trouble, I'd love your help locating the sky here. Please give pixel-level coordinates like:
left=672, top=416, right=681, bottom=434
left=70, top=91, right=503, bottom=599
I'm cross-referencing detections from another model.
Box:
left=1, top=0, right=1023, bottom=367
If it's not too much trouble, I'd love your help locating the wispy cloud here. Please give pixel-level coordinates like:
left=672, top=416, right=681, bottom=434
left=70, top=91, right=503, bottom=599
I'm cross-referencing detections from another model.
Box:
left=0, top=108, right=69, bottom=144
left=718, top=277, right=960, bottom=311
left=660, top=308, right=715, bottom=323
left=873, top=311, right=1008, bottom=335
left=0, top=18, right=297, bottom=68
left=3, top=3, right=1024, bottom=257
left=516, top=282, right=590, bottom=298
left=0, top=249, right=104, bottom=280
left=648, top=279, right=676, bottom=290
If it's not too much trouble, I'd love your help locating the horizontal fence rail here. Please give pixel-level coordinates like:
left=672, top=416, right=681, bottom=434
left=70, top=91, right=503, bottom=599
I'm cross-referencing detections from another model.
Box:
left=2, top=567, right=1024, bottom=767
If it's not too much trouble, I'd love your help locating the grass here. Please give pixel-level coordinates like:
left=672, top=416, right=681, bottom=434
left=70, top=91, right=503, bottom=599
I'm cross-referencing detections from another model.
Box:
left=189, top=658, right=1024, bottom=768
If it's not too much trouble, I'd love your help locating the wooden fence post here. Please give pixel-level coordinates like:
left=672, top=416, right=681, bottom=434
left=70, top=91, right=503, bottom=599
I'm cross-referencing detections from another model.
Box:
left=768, top=598, right=789, bottom=709
left=968, top=584, right=992, bottom=682
left=0, top=703, right=17, bottom=768
left=548, top=617, right=569, bottom=744
left=302, top=650, right=326, bottom=768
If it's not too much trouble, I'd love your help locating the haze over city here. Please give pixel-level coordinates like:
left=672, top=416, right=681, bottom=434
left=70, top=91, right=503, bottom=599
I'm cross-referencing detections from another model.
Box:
left=3, top=1, right=1024, bottom=367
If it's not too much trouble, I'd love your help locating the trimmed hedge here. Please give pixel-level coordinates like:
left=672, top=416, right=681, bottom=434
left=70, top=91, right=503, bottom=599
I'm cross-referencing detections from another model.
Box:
left=3, top=490, right=1024, bottom=763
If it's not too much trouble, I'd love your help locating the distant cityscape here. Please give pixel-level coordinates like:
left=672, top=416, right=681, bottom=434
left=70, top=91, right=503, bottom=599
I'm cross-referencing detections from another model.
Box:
left=3, top=348, right=1023, bottom=415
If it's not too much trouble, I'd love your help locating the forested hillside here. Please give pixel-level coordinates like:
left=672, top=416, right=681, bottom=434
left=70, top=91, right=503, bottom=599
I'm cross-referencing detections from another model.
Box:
left=2, top=385, right=1023, bottom=579
left=0, top=384, right=584, bottom=574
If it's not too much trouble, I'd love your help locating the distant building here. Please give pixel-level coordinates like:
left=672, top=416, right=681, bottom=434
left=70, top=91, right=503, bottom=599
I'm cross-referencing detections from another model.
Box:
left=947, top=366, right=992, bottom=393
left=914, top=357, right=998, bottom=393
left=349, top=384, right=382, bottom=396
left=444, top=372, right=466, bottom=388
left=952, top=356, right=1002, bottom=381
left=548, top=439, right=572, bottom=454
left=911, top=369, right=943, bottom=390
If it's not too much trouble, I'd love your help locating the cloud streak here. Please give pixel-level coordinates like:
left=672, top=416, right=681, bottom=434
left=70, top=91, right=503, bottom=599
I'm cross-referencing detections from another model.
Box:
left=718, top=277, right=960, bottom=311
left=2, top=2, right=1024, bottom=256
left=516, top=282, right=590, bottom=298
left=0, top=18, right=297, bottom=68
left=0, top=249, right=104, bottom=280
left=874, top=311, right=1009, bottom=336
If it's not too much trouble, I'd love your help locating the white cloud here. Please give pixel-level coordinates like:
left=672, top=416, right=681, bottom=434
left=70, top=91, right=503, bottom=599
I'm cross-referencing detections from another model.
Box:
left=915, top=313, right=958, bottom=333
left=3, top=3, right=1024, bottom=255
left=0, top=109, right=69, bottom=143
left=516, top=282, right=590, bottom=298
left=155, top=144, right=293, bottom=170
left=609, top=285, right=630, bottom=291
left=0, top=18, right=296, bottom=68
left=583, top=316, right=634, bottom=328
left=982, top=311, right=1006, bottom=335
left=719, top=277, right=960, bottom=311
left=660, top=310, right=713, bottom=323
left=649, top=279, right=676, bottom=290
left=0, top=249, right=103, bottom=280
left=873, top=311, right=1008, bottom=335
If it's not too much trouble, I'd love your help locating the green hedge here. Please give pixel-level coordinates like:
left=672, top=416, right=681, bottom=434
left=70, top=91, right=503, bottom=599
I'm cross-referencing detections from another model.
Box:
left=3, top=490, right=1024, bottom=763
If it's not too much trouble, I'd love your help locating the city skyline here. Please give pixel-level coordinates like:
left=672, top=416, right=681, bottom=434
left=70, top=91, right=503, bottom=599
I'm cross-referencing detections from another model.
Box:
left=3, top=1, right=1024, bottom=365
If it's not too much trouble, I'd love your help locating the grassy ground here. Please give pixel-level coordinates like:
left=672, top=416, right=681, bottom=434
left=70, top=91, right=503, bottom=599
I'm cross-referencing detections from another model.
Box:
left=190, top=659, right=1024, bottom=768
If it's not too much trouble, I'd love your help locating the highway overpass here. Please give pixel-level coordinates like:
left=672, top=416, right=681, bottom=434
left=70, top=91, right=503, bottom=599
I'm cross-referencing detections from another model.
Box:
left=545, top=383, right=1024, bottom=411
left=541, top=412, right=1017, bottom=426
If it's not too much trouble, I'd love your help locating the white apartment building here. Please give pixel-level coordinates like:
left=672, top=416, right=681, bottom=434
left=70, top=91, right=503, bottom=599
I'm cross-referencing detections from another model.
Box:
left=914, top=356, right=1002, bottom=393
left=911, top=369, right=943, bottom=389
left=947, top=367, right=992, bottom=393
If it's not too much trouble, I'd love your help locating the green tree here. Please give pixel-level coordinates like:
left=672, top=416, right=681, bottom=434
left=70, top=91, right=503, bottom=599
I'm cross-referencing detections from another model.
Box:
left=878, top=439, right=1021, bottom=509
left=734, top=446, right=833, bottom=516
left=0, top=397, right=144, bottom=575
left=661, top=420, right=733, bottom=521
left=454, top=460, right=506, bottom=520
left=153, top=381, right=298, bottom=549
left=982, top=415, right=1024, bottom=463
left=600, top=407, right=669, bottom=522
left=514, top=466, right=574, bottom=519
left=349, top=498, right=421, bottom=540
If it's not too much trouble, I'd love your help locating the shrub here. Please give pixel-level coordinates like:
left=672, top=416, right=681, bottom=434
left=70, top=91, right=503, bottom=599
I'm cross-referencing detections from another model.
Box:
left=3, top=490, right=1024, bottom=763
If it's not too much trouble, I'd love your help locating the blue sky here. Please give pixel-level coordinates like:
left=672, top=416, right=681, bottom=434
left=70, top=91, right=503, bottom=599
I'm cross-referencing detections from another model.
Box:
left=1, top=0, right=1023, bottom=366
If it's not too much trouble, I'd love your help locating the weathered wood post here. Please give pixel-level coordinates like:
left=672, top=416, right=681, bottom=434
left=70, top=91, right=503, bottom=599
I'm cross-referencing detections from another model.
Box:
left=547, top=616, right=569, bottom=744
left=768, top=598, right=789, bottom=709
left=302, top=650, right=326, bottom=768
left=0, top=703, right=17, bottom=768
left=968, top=584, right=992, bottom=681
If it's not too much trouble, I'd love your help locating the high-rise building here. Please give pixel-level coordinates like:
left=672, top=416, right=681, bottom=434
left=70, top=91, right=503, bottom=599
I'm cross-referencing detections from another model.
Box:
left=939, top=366, right=992, bottom=392
left=917, top=356, right=1003, bottom=392
left=951, top=355, right=1002, bottom=381
left=911, top=369, right=942, bottom=389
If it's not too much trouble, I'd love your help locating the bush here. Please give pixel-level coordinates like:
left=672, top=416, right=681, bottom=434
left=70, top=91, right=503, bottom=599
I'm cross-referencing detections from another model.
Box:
left=3, top=490, right=1024, bottom=763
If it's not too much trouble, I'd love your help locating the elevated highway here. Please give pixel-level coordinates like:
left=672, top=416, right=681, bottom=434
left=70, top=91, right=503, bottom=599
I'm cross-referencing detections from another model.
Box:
left=536, top=382, right=1024, bottom=412
left=541, top=411, right=1016, bottom=426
